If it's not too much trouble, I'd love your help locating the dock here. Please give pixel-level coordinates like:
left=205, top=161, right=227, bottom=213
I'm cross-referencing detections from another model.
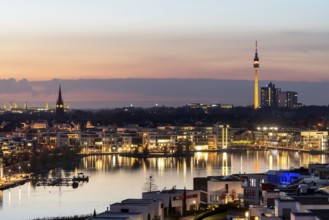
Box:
left=32, top=173, right=89, bottom=188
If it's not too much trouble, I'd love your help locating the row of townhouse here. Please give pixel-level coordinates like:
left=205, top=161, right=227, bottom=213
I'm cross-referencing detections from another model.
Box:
left=9, top=122, right=329, bottom=152
left=193, top=163, right=329, bottom=220
left=88, top=187, right=201, bottom=220
left=84, top=163, right=329, bottom=220
left=21, top=125, right=227, bottom=152
left=231, top=127, right=329, bottom=152
left=0, top=137, right=34, bottom=155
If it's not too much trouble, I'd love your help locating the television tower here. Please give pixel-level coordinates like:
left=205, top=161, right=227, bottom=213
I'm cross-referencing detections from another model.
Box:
left=253, top=41, right=260, bottom=109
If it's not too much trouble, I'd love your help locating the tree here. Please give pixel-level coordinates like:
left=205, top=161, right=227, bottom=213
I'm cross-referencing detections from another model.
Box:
left=142, top=175, right=157, bottom=192
left=182, top=187, right=187, bottom=216
left=176, top=141, right=184, bottom=154
left=168, top=196, right=173, bottom=217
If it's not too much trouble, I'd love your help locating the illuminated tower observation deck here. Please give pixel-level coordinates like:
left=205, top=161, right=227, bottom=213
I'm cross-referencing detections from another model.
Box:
left=253, top=41, right=260, bottom=109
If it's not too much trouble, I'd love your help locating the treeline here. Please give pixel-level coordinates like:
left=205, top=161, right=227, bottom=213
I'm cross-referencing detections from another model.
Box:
left=1, top=105, right=329, bottom=130
left=30, top=146, right=81, bottom=172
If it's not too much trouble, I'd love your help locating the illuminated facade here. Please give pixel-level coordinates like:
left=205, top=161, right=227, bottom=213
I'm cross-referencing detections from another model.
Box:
left=253, top=41, right=260, bottom=110
left=301, top=131, right=328, bottom=151
left=0, top=151, right=3, bottom=179
left=260, top=82, right=279, bottom=108
left=216, top=125, right=231, bottom=149
left=193, top=176, right=243, bottom=206
left=278, top=91, right=298, bottom=108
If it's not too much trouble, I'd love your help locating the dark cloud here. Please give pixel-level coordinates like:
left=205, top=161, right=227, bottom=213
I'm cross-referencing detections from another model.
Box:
left=0, top=78, right=34, bottom=94
left=1, top=78, right=329, bottom=108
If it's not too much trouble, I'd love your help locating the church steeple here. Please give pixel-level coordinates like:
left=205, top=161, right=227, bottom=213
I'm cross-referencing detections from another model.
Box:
left=56, top=85, right=65, bottom=119
left=57, top=85, right=64, bottom=105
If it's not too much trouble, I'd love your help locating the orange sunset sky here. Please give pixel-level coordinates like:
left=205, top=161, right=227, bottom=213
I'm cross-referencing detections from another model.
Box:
left=0, top=1, right=328, bottom=107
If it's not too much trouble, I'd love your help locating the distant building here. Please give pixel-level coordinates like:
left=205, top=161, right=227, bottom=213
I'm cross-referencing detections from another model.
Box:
left=253, top=41, right=260, bottom=110
left=278, top=91, right=298, bottom=108
left=301, top=131, right=328, bottom=151
left=56, top=85, right=65, bottom=119
left=187, top=103, right=233, bottom=110
left=240, top=173, right=267, bottom=207
left=260, top=82, right=299, bottom=108
left=32, top=121, right=48, bottom=130
left=0, top=151, right=3, bottom=179
left=142, top=188, right=200, bottom=216
left=260, top=82, right=279, bottom=108
left=215, top=125, right=232, bottom=149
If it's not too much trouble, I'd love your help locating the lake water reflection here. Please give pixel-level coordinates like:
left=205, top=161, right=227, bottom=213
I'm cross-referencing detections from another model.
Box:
left=0, top=150, right=328, bottom=220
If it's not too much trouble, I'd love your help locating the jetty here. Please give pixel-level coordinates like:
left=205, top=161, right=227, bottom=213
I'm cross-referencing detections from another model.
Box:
left=32, top=173, right=89, bottom=188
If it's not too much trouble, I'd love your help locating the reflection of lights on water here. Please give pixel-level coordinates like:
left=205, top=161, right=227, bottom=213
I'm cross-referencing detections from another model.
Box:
left=158, top=158, right=165, bottom=175
left=28, top=182, right=31, bottom=198
left=278, top=152, right=282, bottom=169
left=206, top=164, right=213, bottom=176
left=196, top=152, right=208, bottom=163
left=0, top=190, right=3, bottom=206
left=222, top=152, right=228, bottom=176
left=269, top=154, right=273, bottom=170
left=240, top=155, right=243, bottom=173
left=183, top=159, right=187, bottom=179
left=113, top=156, right=116, bottom=167
left=83, top=158, right=88, bottom=169
left=254, top=151, right=259, bottom=173
left=231, top=155, right=234, bottom=173
left=118, top=155, right=122, bottom=165
left=19, top=187, right=21, bottom=206
left=8, top=190, right=11, bottom=206
left=322, top=154, right=326, bottom=164
left=96, top=159, right=103, bottom=170
left=142, top=159, right=147, bottom=174
left=176, top=160, right=180, bottom=177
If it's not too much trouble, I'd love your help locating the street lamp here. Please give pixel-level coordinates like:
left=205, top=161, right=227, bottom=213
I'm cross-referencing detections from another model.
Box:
left=8, top=169, right=11, bottom=182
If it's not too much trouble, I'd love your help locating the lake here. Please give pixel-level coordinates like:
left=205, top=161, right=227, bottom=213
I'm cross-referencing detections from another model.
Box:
left=0, top=150, right=327, bottom=220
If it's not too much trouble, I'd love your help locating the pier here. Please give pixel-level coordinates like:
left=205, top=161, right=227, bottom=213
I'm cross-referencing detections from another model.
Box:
left=32, top=173, right=89, bottom=187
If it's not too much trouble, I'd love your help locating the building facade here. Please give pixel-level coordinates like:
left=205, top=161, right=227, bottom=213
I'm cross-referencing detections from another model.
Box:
left=261, top=82, right=279, bottom=108
left=278, top=91, right=298, bottom=108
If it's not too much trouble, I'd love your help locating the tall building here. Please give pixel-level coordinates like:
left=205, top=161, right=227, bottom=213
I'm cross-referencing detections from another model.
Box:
left=278, top=91, right=298, bottom=108
left=216, top=125, right=232, bottom=149
left=253, top=41, right=260, bottom=110
left=56, top=85, right=65, bottom=119
left=260, top=82, right=279, bottom=108
left=0, top=151, right=3, bottom=179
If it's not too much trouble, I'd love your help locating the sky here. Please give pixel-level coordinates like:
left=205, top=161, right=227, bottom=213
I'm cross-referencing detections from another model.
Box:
left=0, top=1, right=328, bottom=108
